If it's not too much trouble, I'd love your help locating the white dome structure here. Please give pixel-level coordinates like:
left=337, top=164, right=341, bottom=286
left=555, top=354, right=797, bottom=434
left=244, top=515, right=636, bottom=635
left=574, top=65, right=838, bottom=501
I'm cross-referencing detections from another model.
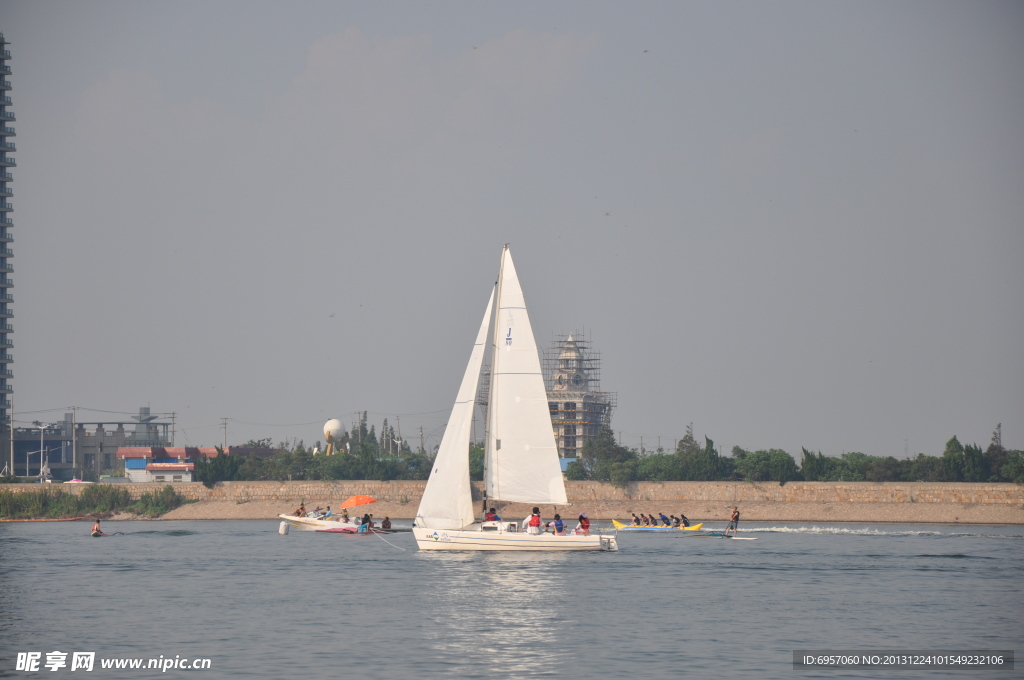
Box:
left=323, top=418, right=345, bottom=455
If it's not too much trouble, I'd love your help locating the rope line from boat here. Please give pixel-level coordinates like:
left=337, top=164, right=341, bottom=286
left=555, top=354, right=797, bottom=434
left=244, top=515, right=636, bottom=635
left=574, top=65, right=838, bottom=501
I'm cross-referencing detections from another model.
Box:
left=372, top=530, right=406, bottom=551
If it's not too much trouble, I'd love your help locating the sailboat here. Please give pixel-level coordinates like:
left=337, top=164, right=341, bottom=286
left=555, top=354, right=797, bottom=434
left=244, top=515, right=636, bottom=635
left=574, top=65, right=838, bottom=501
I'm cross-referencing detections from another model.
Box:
left=413, top=245, right=618, bottom=551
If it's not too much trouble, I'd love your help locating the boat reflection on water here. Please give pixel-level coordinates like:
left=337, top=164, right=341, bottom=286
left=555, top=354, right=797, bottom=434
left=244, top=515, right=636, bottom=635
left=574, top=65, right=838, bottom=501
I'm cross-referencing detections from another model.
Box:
left=417, top=551, right=571, bottom=677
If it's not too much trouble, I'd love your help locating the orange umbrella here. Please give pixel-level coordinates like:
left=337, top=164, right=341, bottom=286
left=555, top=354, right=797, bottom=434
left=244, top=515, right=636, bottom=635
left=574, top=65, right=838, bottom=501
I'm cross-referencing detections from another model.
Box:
left=339, top=495, right=377, bottom=510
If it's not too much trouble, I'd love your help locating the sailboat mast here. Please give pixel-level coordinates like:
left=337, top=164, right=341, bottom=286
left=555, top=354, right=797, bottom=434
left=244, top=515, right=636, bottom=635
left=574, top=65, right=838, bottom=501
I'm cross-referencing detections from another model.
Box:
left=482, top=245, right=508, bottom=515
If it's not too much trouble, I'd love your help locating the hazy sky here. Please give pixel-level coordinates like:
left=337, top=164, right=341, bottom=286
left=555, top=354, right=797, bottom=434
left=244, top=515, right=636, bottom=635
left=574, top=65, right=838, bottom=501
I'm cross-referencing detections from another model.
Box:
left=3, top=1, right=1022, bottom=458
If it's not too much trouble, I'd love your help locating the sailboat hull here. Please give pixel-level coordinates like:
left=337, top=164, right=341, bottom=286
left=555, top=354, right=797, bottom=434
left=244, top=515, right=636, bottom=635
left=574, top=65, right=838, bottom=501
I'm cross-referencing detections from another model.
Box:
left=413, top=527, right=618, bottom=551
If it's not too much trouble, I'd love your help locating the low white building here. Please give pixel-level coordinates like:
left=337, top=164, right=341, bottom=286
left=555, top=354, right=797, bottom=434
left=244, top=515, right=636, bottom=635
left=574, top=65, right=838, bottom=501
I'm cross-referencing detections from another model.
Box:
left=117, top=446, right=218, bottom=483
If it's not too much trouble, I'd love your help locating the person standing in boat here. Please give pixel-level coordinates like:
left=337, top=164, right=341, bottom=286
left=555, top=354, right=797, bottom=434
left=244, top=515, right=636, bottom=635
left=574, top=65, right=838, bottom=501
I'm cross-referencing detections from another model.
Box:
left=525, top=507, right=543, bottom=535
left=725, top=506, right=740, bottom=536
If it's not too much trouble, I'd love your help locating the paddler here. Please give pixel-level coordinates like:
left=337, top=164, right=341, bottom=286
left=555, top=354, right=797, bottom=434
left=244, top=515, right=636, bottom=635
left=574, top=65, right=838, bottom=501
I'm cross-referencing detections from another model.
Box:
left=725, top=506, right=740, bottom=536
left=91, top=519, right=102, bottom=537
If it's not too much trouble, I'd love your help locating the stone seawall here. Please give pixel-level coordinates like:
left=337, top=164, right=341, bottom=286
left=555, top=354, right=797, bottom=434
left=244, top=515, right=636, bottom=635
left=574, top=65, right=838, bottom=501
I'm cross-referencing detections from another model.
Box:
left=10, top=480, right=1020, bottom=523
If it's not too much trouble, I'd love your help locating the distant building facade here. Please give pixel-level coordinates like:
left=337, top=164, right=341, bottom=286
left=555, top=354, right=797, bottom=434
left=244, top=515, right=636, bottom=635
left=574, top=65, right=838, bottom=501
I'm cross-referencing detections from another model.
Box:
left=0, top=33, right=15, bottom=449
left=11, top=407, right=173, bottom=480
left=544, top=333, right=616, bottom=460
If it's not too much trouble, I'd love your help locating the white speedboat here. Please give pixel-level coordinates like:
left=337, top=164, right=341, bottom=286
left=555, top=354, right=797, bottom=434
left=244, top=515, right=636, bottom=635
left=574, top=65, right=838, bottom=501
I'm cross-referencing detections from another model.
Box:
left=412, top=245, right=617, bottom=552
left=278, top=513, right=362, bottom=532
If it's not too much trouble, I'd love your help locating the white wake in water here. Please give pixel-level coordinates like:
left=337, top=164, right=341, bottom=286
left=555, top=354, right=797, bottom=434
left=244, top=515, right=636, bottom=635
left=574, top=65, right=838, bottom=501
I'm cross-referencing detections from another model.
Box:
left=732, top=526, right=1022, bottom=539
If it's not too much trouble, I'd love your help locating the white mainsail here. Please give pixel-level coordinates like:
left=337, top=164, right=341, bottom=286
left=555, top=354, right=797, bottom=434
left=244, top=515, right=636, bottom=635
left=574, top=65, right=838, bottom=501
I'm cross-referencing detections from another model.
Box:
left=415, top=287, right=495, bottom=530
left=485, top=246, right=568, bottom=505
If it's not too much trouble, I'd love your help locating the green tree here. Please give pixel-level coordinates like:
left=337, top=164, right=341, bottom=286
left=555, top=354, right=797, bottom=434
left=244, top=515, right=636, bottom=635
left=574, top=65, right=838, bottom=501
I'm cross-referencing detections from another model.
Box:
left=962, top=442, right=988, bottom=482
left=865, top=456, right=902, bottom=482
left=985, top=424, right=1008, bottom=481
left=800, top=448, right=832, bottom=481
left=468, top=444, right=484, bottom=481
left=999, top=450, right=1024, bottom=484
left=942, top=436, right=966, bottom=482
left=675, top=423, right=701, bottom=456
left=907, top=453, right=945, bottom=482
left=193, top=448, right=242, bottom=488
left=677, top=437, right=731, bottom=480
left=578, top=426, right=638, bottom=486
left=637, top=453, right=680, bottom=481
left=734, top=448, right=798, bottom=483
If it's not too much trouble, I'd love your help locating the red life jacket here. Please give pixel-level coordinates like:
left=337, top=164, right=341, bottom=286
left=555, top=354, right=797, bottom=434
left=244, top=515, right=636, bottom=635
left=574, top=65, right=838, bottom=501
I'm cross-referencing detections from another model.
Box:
left=528, top=514, right=542, bottom=527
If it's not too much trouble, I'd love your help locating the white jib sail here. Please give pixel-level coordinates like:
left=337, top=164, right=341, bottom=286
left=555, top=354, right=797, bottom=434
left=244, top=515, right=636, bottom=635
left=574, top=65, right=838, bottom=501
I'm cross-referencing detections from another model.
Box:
left=415, top=287, right=495, bottom=530
left=485, top=246, right=568, bottom=505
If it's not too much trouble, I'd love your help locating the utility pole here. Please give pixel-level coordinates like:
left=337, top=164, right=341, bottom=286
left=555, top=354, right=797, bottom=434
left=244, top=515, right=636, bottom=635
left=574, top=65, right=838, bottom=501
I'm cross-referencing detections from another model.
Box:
left=171, top=411, right=176, bottom=446
left=72, top=406, right=77, bottom=476
left=419, top=426, right=424, bottom=455
left=221, top=418, right=228, bottom=450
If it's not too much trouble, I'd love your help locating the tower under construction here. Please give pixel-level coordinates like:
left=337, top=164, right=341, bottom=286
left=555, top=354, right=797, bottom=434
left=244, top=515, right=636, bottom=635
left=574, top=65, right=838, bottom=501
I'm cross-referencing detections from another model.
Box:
left=544, top=333, right=616, bottom=459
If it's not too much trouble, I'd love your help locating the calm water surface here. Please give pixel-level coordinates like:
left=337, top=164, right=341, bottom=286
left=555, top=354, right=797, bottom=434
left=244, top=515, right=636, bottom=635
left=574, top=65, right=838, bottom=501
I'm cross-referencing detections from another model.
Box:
left=1, top=520, right=1021, bottom=679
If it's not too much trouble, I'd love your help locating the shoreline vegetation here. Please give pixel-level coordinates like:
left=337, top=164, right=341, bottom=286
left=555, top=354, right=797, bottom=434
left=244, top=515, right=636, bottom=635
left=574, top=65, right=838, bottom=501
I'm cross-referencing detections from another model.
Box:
left=192, top=425, right=1022, bottom=488
left=0, top=484, right=185, bottom=520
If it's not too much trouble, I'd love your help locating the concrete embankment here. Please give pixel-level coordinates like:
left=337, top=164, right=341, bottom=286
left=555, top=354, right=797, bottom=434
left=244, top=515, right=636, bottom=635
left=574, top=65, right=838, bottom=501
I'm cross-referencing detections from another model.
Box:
left=10, top=480, right=1019, bottom=524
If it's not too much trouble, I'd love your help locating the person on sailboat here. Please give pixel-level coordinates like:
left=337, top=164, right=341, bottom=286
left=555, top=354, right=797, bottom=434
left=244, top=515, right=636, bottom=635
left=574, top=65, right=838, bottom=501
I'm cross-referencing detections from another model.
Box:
left=524, top=508, right=543, bottom=535
left=575, top=513, right=591, bottom=535
left=549, top=514, right=566, bottom=536
left=485, top=508, right=501, bottom=521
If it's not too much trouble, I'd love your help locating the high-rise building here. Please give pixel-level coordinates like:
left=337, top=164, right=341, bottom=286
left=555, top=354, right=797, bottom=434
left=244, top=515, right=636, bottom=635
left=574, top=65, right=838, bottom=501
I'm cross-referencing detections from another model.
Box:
left=0, top=32, right=13, bottom=450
